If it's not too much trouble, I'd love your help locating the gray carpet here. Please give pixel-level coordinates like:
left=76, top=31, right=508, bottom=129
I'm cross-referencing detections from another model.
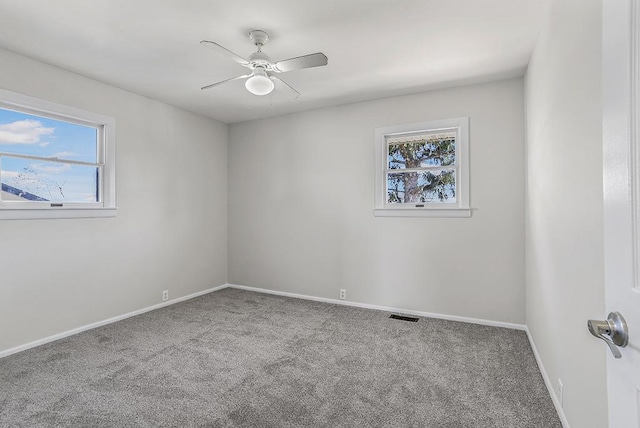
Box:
left=0, top=288, right=561, bottom=427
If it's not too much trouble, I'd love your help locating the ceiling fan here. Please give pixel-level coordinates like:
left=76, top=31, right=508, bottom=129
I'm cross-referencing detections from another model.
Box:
left=200, top=30, right=328, bottom=98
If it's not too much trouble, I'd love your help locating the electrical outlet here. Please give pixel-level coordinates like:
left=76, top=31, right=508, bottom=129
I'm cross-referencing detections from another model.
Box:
left=339, top=289, right=346, bottom=300
left=162, top=290, right=169, bottom=302
left=557, top=379, right=563, bottom=407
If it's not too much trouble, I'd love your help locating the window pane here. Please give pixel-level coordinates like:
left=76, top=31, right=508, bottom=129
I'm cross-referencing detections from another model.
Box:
left=387, top=169, right=456, bottom=204
left=1, top=156, right=98, bottom=203
left=0, top=107, right=98, bottom=163
left=387, top=132, right=456, bottom=169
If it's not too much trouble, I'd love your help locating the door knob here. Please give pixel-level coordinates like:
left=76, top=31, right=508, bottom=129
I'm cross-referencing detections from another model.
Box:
left=587, top=312, right=629, bottom=359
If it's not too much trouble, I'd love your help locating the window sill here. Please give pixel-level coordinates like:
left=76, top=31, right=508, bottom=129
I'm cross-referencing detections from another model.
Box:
left=0, top=208, right=118, bottom=220
left=374, top=208, right=472, bottom=218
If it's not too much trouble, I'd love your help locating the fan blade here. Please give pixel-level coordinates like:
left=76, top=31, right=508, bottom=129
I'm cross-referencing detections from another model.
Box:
left=200, top=40, right=250, bottom=66
left=271, top=76, right=300, bottom=99
left=201, top=74, right=252, bottom=90
left=274, top=52, right=328, bottom=73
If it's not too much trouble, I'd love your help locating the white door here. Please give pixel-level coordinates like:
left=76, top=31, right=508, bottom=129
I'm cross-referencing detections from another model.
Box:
left=603, top=0, right=640, bottom=427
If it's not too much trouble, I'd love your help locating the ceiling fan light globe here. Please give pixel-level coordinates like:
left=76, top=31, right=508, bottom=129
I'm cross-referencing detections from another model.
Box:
left=245, top=75, right=274, bottom=96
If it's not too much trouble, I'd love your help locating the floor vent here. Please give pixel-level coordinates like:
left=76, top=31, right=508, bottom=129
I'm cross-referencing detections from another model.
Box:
left=389, top=314, right=419, bottom=322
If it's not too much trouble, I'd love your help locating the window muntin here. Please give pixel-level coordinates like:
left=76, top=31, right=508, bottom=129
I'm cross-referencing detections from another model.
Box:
left=374, top=117, right=470, bottom=218
left=0, top=89, right=116, bottom=219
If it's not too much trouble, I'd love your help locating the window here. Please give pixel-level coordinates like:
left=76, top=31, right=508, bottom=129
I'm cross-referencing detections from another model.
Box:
left=374, top=117, right=470, bottom=217
left=0, top=89, right=116, bottom=219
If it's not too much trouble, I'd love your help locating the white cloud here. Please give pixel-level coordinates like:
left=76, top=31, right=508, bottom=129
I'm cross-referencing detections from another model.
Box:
left=0, top=120, right=54, bottom=145
left=39, top=142, right=51, bottom=147
left=31, top=163, right=71, bottom=174
left=51, top=151, right=76, bottom=158
left=1, top=170, right=20, bottom=178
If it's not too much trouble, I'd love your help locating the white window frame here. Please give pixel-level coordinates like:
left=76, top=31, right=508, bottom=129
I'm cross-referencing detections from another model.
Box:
left=374, top=117, right=470, bottom=218
left=0, top=88, right=116, bottom=220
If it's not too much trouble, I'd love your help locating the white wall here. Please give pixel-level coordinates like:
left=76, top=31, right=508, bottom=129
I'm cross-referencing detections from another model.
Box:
left=229, top=78, right=526, bottom=324
left=0, top=48, right=228, bottom=353
left=525, top=0, right=607, bottom=427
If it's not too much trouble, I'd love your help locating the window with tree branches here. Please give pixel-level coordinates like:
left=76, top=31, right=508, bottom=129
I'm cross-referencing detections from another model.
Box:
left=374, top=117, right=470, bottom=217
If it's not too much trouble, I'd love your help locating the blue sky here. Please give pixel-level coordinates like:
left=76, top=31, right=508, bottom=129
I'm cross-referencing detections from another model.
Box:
left=0, top=107, right=99, bottom=202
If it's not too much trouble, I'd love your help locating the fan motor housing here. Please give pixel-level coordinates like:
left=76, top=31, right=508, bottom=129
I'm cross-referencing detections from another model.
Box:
left=248, top=51, right=271, bottom=68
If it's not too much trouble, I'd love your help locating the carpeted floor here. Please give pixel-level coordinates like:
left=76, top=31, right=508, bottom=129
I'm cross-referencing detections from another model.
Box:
left=0, top=288, right=561, bottom=427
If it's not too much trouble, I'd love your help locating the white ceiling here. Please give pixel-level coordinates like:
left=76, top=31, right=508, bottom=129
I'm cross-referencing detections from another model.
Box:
left=0, top=0, right=551, bottom=124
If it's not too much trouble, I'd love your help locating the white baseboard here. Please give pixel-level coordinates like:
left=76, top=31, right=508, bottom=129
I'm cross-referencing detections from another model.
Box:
left=227, top=283, right=526, bottom=331
left=0, top=283, right=230, bottom=359
left=525, top=327, right=570, bottom=428
left=1, top=282, right=522, bottom=359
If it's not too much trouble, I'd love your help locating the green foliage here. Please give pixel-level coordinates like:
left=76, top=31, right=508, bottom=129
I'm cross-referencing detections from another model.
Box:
left=388, top=137, right=455, bottom=169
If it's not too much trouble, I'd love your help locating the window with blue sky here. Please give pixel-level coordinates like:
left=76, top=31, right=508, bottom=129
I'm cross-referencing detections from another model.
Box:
left=0, top=107, right=100, bottom=202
